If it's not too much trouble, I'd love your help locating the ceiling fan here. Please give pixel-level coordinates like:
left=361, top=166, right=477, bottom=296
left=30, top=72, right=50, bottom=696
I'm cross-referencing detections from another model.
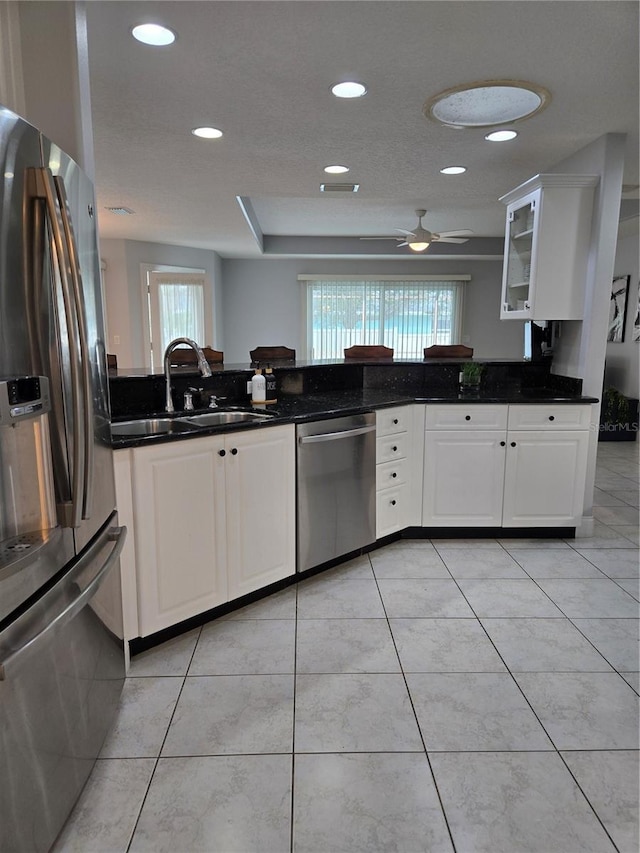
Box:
left=360, top=209, right=473, bottom=252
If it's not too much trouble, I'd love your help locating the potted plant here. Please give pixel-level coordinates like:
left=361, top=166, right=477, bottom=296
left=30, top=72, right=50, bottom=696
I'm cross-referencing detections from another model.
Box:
left=459, top=362, right=484, bottom=393
left=599, top=387, right=639, bottom=441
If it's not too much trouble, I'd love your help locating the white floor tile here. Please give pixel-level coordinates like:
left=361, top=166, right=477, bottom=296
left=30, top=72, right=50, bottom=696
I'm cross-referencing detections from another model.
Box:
left=561, top=750, right=640, bottom=853
left=99, top=677, right=183, bottom=758
left=162, top=675, right=294, bottom=755
left=294, top=673, right=423, bottom=752
left=293, top=753, right=453, bottom=852
left=515, top=672, right=640, bottom=749
left=407, top=672, right=553, bottom=751
left=130, top=755, right=292, bottom=852
left=52, top=759, right=155, bottom=853
left=431, top=751, right=618, bottom=853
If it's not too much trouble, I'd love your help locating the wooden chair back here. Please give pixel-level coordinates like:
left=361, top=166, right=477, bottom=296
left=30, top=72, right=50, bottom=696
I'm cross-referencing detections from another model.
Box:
left=168, top=347, right=224, bottom=366
left=344, top=345, right=394, bottom=359
left=424, top=344, right=474, bottom=358
left=250, top=346, right=296, bottom=362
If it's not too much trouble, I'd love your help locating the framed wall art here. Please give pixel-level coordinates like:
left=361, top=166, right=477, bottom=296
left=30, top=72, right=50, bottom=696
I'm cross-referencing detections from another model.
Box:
left=607, top=274, right=630, bottom=342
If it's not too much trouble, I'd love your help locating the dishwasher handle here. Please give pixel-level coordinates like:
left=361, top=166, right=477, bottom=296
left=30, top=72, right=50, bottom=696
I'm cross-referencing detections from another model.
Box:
left=298, top=424, right=376, bottom=445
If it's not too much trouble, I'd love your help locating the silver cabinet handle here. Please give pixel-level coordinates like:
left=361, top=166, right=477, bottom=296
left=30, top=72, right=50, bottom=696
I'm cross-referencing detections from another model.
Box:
left=0, top=526, right=126, bottom=680
left=298, top=424, right=376, bottom=444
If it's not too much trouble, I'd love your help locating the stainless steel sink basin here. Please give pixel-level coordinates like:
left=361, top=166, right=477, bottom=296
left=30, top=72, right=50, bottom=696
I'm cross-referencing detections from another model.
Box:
left=181, top=410, right=275, bottom=427
left=110, top=418, right=197, bottom=437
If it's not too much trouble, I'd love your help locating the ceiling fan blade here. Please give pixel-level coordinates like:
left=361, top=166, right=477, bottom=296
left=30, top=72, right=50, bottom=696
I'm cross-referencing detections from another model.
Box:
left=434, top=236, right=469, bottom=244
left=436, top=229, right=474, bottom=237
left=359, top=236, right=403, bottom=241
left=396, top=241, right=409, bottom=247
left=394, top=228, right=416, bottom=236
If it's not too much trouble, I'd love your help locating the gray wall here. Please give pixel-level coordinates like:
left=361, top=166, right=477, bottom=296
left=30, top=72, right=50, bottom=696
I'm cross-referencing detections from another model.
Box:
left=605, top=231, right=640, bottom=399
left=100, top=238, right=223, bottom=369
left=220, top=257, right=523, bottom=363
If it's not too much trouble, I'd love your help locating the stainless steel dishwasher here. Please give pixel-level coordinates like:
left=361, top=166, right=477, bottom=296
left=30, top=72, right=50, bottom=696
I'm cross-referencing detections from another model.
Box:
left=297, top=412, right=376, bottom=572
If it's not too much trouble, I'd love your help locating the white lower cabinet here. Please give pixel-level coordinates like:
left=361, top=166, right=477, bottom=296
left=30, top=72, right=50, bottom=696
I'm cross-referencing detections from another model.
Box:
left=126, top=424, right=295, bottom=637
left=423, top=404, right=590, bottom=528
left=502, top=430, right=589, bottom=526
left=376, top=405, right=424, bottom=537
left=423, top=430, right=507, bottom=526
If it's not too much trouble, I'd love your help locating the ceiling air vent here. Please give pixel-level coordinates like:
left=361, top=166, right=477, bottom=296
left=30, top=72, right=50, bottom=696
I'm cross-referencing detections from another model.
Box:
left=319, top=183, right=360, bottom=193
left=105, top=206, right=135, bottom=215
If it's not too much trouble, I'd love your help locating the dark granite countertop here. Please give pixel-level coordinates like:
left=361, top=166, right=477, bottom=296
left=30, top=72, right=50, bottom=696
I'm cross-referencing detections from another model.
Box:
left=111, top=388, right=598, bottom=450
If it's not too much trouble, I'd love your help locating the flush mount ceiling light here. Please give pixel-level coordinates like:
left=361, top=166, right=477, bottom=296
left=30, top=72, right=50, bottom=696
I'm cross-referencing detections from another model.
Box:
left=424, top=80, right=550, bottom=129
left=192, top=127, right=223, bottom=139
left=440, top=166, right=467, bottom=175
left=131, top=23, right=176, bottom=46
left=324, top=165, right=350, bottom=174
left=331, top=81, right=367, bottom=99
left=105, top=206, right=134, bottom=215
left=485, top=129, right=518, bottom=142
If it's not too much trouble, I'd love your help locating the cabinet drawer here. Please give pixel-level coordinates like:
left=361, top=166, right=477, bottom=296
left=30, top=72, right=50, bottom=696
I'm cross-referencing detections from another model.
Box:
left=425, top=405, right=508, bottom=430
left=376, top=485, right=408, bottom=538
left=376, top=433, right=408, bottom=463
left=376, top=457, right=409, bottom=491
left=508, top=404, right=591, bottom=431
left=377, top=406, right=409, bottom=437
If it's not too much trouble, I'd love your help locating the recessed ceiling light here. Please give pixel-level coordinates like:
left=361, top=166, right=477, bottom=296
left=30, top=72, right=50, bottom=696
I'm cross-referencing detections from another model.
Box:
left=485, top=129, right=518, bottom=142
left=192, top=127, right=224, bottom=139
left=331, top=81, right=367, bottom=99
left=105, top=206, right=134, bottom=215
left=424, top=80, right=550, bottom=128
left=324, top=165, right=350, bottom=174
left=131, top=23, right=176, bottom=46
left=440, top=166, right=467, bottom=175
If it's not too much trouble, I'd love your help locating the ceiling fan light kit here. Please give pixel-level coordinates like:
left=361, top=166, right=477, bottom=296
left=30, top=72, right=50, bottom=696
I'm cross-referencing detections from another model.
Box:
left=360, top=209, right=473, bottom=251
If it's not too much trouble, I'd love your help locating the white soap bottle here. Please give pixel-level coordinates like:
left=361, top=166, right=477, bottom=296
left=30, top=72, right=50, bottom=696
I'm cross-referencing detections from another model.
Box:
left=251, top=368, right=266, bottom=403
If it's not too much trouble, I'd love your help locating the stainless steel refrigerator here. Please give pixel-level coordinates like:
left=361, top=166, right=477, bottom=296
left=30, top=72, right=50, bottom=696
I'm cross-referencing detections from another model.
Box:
left=0, top=105, right=126, bottom=852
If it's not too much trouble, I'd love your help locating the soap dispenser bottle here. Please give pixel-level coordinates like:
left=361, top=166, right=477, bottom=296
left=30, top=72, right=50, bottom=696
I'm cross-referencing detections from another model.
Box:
left=251, top=368, right=266, bottom=403
left=264, top=365, right=277, bottom=404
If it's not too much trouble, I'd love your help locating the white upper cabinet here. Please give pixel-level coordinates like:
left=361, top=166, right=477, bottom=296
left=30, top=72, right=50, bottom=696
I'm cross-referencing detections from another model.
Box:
left=499, top=174, right=598, bottom=321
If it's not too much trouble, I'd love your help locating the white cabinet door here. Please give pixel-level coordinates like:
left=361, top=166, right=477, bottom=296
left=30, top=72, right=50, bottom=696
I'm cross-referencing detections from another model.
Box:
left=225, top=425, right=295, bottom=599
left=423, top=431, right=506, bottom=526
left=132, top=435, right=228, bottom=636
left=502, top=430, right=589, bottom=527
left=499, top=174, right=597, bottom=321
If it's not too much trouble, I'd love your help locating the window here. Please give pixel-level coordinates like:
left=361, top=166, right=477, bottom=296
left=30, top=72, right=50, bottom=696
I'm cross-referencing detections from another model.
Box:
left=144, top=270, right=212, bottom=370
left=299, top=276, right=468, bottom=359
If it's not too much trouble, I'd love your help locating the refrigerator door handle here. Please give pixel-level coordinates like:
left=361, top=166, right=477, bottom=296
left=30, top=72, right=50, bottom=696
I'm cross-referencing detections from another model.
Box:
left=30, top=167, right=86, bottom=528
left=0, top=525, right=126, bottom=681
left=54, top=175, right=94, bottom=521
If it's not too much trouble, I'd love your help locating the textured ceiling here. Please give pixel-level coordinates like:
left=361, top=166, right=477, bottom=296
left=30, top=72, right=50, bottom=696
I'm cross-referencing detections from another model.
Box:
left=86, top=1, right=639, bottom=257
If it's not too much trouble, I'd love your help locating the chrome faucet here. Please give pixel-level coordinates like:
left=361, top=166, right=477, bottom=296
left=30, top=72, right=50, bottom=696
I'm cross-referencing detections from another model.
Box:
left=163, top=338, right=212, bottom=413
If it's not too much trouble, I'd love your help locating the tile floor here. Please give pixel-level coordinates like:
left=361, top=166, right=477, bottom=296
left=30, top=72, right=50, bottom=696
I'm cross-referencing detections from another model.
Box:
left=54, top=440, right=639, bottom=853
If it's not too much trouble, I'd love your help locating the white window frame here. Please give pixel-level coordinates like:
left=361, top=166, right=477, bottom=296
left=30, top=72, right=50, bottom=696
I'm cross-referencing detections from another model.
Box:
left=298, top=275, right=469, bottom=360
left=139, top=264, right=213, bottom=371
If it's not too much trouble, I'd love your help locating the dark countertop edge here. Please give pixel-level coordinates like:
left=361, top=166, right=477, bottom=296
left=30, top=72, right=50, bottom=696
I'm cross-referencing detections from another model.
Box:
left=108, top=357, right=548, bottom=379
left=111, top=392, right=599, bottom=450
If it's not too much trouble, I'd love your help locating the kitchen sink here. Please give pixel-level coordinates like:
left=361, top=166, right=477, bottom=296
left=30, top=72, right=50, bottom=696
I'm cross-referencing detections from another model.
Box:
left=181, top=410, right=276, bottom=427
left=110, top=417, right=197, bottom=437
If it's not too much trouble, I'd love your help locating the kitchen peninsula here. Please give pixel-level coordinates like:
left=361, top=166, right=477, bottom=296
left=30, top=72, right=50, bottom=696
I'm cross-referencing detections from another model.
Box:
left=109, top=357, right=598, bottom=651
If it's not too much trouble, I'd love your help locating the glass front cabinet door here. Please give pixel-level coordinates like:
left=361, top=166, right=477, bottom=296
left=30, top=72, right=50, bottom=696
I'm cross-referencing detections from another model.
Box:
left=502, top=191, right=537, bottom=317
left=499, top=174, right=598, bottom=322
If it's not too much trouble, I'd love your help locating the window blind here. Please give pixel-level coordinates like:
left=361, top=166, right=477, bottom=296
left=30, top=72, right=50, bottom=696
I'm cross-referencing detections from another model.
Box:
left=299, top=277, right=467, bottom=359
